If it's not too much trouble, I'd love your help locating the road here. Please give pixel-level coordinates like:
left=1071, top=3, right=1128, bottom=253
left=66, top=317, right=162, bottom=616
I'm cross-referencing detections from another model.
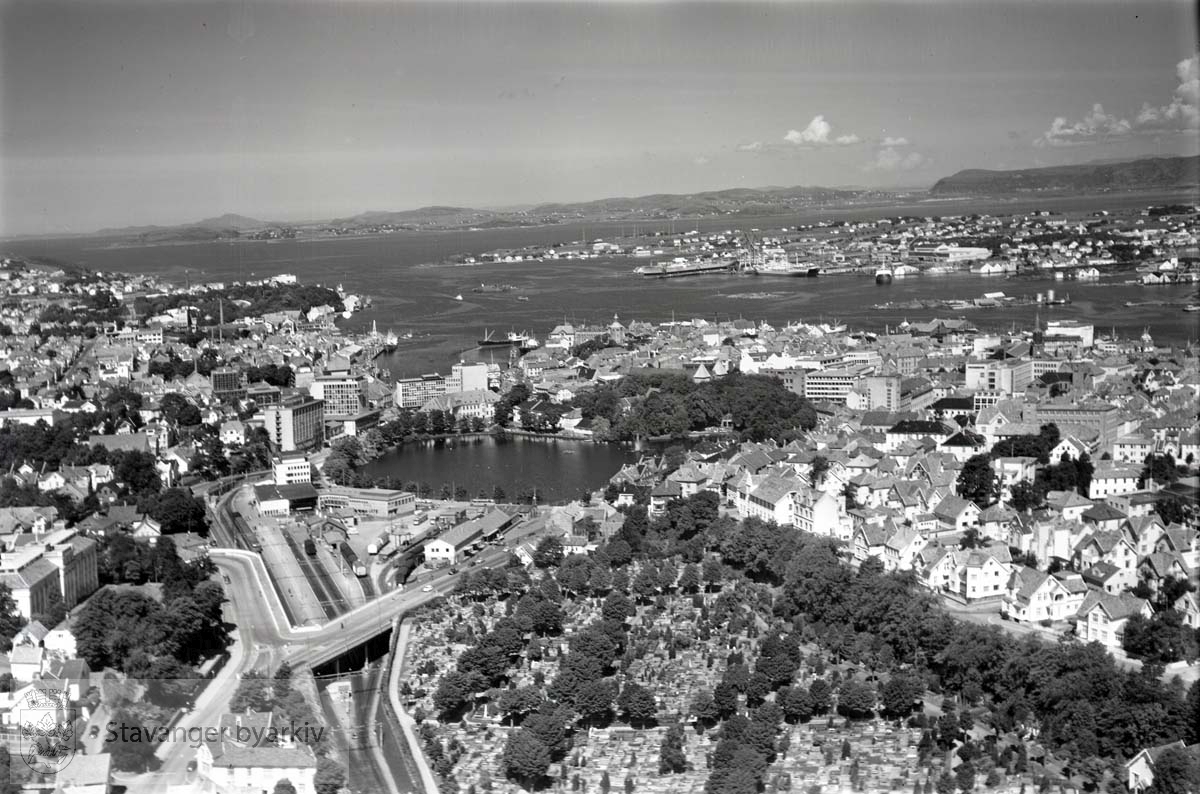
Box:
left=177, top=489, right=514, bottom=793
left=117, top=555, right=274, bottom=792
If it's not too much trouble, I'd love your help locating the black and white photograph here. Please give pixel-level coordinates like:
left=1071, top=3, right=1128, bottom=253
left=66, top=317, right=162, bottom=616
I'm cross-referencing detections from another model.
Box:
left=0, top=2, right=1198, bottom=793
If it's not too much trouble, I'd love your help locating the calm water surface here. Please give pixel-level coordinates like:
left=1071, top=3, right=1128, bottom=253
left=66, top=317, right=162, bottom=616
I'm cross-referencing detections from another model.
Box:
left=5, top=191, right=1198, bottom=376
left=358, top=435, right=637, bottom=503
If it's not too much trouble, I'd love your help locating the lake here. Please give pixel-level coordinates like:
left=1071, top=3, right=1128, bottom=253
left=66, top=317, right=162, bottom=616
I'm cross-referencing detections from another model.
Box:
left=358, top=434, right=639, bottom=504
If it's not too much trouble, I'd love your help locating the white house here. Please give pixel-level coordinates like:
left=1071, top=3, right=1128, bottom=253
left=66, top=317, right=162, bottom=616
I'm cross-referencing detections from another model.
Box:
left=197, top=711, right=318, bottom=794
left=1075, top=591, right=1152, bottom=650
left=1044, top=490, right=1094, bottom=522
left=742, top=477, right=800, bottom=526
left=1087, top=463, right=1142, bottom=501
left=931, top=495, right=982, bottom=537
left=1126, top=741, right=1200, bottom=793
left=1001, top=567, right=1087, bottom=623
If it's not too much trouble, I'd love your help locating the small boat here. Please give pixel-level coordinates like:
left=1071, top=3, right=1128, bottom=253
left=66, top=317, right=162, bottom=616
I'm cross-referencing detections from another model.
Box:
left=516, top=295, right=530, bottom=302
left=1184, top=305, right=1200, bottom=313
left=454, top=294, right=463, bottom=301
left=875, top=267, right=894, bottom=285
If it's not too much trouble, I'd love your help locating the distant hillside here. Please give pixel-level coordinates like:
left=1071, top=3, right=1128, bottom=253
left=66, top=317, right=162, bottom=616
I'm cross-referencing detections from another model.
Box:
left=332, top=206, right=496, bottom=226
left=95, top=213, right=268, bottom=239
left=930, top=156, right=1200, bottom=196
left=78, top=182, right=895, bottom=241
left=192, top=213, right=266, bottom=230
left=530, top=185, right=865, bottom=218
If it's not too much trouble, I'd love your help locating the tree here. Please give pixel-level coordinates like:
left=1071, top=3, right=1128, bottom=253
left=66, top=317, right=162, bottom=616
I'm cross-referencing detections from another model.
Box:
left=148, top=488, right=209, bottom=535
left=274, top=781, right=298, bottom=794
left=678, top=563, right=702, bottom=594
left=957, top=454, right=999, bottom=506
left=779, top=686, right=815, bottom=723
left=617, top=683, right=658, bottom=727
left=575, top=679, right=618, bottom=726
left=533, top=536, right=564, bottom=568
left=272, top=662, right=294, bottom=702
left=601, top=592, right=635, bottom=623
left=808, top=679, right=832, bottom=714
left=502, top=729, right=552, bottom=788
left=837, top=680, right=877, bottom=720
left=1008, top=480, right=1046, bottom=513
left=231, top=671, right=274, bottom=713
left=1187, top=681, right=1200, bottom=745
left=105, top=711, right=161, bottom=773
left=1154, top=494, right=1188, bottom=526
left=956, top=759, right=976, bottom=793
left=811, top=455, right=830, bottom=486
left=658, top=722, right=688, bottom=774
left=433, top=670, right=484, bottom=717
left=315, top=757, right=346, bottom=794
left=498, top=686, right=544, bottom=724
left=880, top=674, right=921, bottom=718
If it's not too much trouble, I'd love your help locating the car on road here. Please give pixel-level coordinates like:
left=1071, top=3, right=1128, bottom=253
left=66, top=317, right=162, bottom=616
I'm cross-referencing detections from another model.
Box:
left=421, top=584, right=433, bottom=592
left=222, top=575, right=231, bottom=584
left=187, top=760, right=197, bottom=773
left=470, top=559, right=481, bottom=568
left=88, top=725, right=100, bottom=738
left=449, top=566, right=459, bottom=574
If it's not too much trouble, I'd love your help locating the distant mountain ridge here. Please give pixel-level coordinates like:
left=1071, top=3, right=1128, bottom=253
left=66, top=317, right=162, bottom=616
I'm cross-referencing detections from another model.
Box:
left=79, top=185, right=891, bottom=240
left=95, top=213, right=269, bottom=238
left=930, top=156, right=1199, bottom=196
left=529, top=185, right=864, bottom=218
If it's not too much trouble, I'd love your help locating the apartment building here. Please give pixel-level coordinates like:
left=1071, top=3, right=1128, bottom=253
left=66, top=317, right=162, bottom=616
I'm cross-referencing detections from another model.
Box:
left=264, top=395, right=324, bottom=452
left=965, top=358, right=1033, bottom=396
left=394, top=374, right=446, bottom=409
left=309, top=374, right=365, bottom=418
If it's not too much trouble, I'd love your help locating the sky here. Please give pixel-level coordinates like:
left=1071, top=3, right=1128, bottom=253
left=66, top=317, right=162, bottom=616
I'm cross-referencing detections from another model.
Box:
left=1, top=0, right=1197, bottom=236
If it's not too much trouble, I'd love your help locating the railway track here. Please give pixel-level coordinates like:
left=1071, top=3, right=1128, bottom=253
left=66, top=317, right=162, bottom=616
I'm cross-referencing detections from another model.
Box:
left=281, top=530, right=345, bottom=620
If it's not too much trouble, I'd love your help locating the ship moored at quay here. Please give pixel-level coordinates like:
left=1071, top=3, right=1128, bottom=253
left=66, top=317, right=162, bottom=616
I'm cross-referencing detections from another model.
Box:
left=477, top=329, right=540, bottom=350
left=634, top=257, right=738, bottom=278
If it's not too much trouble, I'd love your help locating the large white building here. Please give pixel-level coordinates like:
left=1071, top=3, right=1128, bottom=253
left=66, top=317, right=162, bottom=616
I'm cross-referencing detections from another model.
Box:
left=447, top=361, right=489, bottom=394
left=1044, top=320, right=1095, bottom=349
left=0, top=528, right=98, bottom=618
left=394, top=374, right=446, bottom=409
left=273, top=454, right=312, bottom=486
left=309, top=374, right=365, bottom=418
left=263, top=396, right=324, bottom=452
left=197, top=712, right=318, bottom=794
left=964, top=358, right=1033, bottom=396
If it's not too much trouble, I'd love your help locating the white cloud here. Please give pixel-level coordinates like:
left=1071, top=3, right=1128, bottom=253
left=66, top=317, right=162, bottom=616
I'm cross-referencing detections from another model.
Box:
left=735, top=141, right=764, bottom=152
left=1036, top=55, right=1199, bottom=146
left=782, top=115, right=862, bottom=147
left=785, top=116, right=833, bottom=145
left=1135, top=54, right=1199, bottom=130
left=868, top=146, right=927, bottom=172
left=880, top=136, right=910, bottom=147
left=1036, top=103, right=1132, bottom=147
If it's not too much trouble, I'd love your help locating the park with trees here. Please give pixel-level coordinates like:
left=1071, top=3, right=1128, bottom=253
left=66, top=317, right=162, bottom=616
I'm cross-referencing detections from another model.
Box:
left=397, top=490, right=1197, bottom=794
